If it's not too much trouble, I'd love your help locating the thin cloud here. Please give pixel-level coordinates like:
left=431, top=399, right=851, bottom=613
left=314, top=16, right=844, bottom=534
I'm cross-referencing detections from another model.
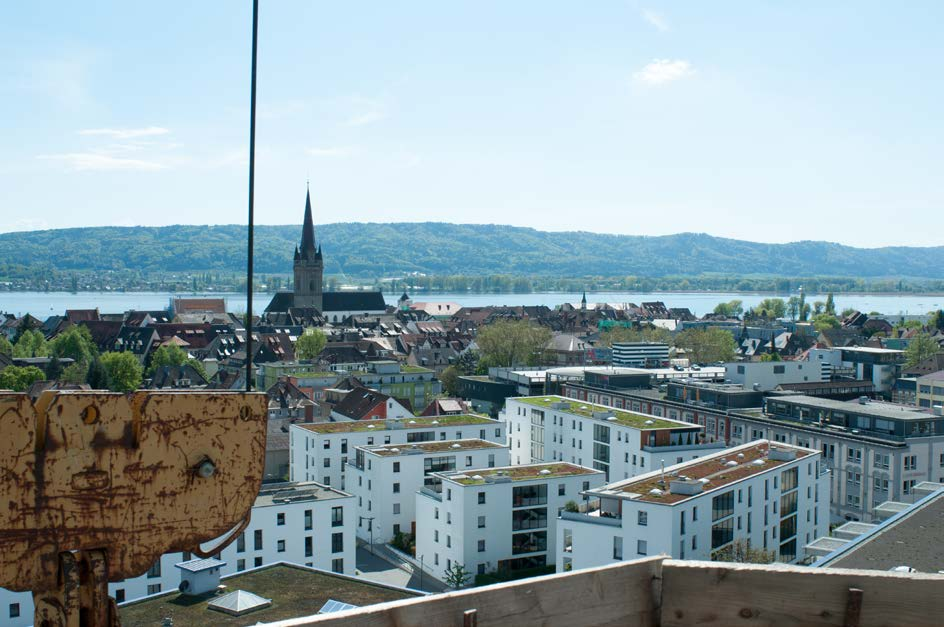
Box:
left=634, top=59, right=694, bottom=85
left=78, top=127, right=170, bottom=139
left=345, top=110, right=386, bottom=127
left=37, top=153, right=167, bottom=171
left=307, top=146, right=357, bottom=157
left=642, top=10, right=669, bottom=32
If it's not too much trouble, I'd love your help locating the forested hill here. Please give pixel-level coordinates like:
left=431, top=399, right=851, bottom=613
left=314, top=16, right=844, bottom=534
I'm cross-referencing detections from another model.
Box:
left=2, top=223, right=943, bottom=278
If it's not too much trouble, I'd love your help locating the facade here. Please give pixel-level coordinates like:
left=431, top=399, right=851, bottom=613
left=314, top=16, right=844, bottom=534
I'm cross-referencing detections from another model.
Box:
left=503, top=396, right=726, bottom=482
left=415, top=463, right=606, bottom=578
left=611, top=342, right=670, bottom=368
left=810, top=347, right=905, bottom=395
left=558, top=441, right=830, bottom=573
left=728, top=395, right=944, bottom=522
left=723, top=361, right=826, bottom=392
left=290, top=415, right=507, bottom=489
left=0, top=482, right=355, bottom=627
left=347, top=439, right=511, bottom=544
left=915, top=370, right=944, bottom=409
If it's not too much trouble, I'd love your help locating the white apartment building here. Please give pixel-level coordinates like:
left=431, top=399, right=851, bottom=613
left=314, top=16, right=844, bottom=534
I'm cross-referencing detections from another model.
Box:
left=0, top=482, right=355, bottom=627
left=558, top=441, right=830, bottom=574
left=729, top=395, right=944, bottom=522
left=290, top=415, right=507, bottom=489
left=347, top=439, right=511, bottom=544
left=611, top=342, right=670, bottom=367
left=724, top=361, right=826, bottom=392
left=415, top=463, right=606, bottom=579
left=503, top=396, right=726, bottom=483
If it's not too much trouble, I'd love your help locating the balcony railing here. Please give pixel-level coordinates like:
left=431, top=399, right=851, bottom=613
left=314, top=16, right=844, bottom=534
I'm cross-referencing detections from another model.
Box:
left=560, top=509, right=622, bottom=527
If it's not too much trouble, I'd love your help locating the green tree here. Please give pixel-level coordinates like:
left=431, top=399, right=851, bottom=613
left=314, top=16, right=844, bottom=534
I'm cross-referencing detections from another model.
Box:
left=443, top=562, right=472, bottom=589
left=825, top=292, right=836, bottom=315
left=905, top=333, right=941, bottom=368
left=0, top=335, right=12, bottom=357
left=44, top=355, right=63, bottom=380
left=61, top=361, right=88, bottom=384
left=756, top=298, right=786, bottom=320
left=674, top=328, right=737, bottom=364
left=439, top=365, right=460, bottom=397
left=786, top=296, right=800, bottom=320
left=798, top=290, right=808, bottom=322
left=295, top=327, right=328, bottom=361
left=148, top=344, right=188, bottom=375
left=0, top=365, right=45, bottom=392
left=712, top=300, right=743, bottom=318
left=50, top=325, right=98, bottom=364
left=812, top=313, right=841, bottom=333
left=85, top=355, right=109, bottom=389
left=713, top=539, right=776, bottom=564
left=100, top=352, right=144, bottom=392
left=476, top=320, right=552, bottom=367
left=759, top=352, right=782, bottom=362
left=12, top=329, right=48, bottom=358
left=930, top=309, right=944, bottom=332
left=841, top=308, right=857, bottom=318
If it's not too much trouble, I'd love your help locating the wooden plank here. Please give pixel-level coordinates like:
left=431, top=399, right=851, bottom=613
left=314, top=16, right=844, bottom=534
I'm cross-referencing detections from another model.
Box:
left=660, top=560, right=944, bottom=627
left=262, top=556, right=665, bottom=627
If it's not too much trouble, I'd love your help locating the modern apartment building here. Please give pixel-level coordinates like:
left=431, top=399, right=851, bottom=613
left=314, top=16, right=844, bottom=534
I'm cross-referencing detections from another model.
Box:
left=347, top=439, right=511, bottom=544
left=415, top=463, right=606, bottom=578
left=810, top=347, right=905, bottom=395
left=289, top=415, right=506, bottom=489
left=0, top=481, right=355, bottom=627
left=611, top=342, right=670, bottom=368
left=558, top=441, right=830, bottom=573
left=502, top=396, right=726, bottom=482
left=728, top=395, right=944, bottom=522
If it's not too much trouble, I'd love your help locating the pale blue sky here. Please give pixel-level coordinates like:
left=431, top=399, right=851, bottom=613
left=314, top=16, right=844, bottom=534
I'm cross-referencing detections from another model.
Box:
left=1, top=1, right=941, bottom=246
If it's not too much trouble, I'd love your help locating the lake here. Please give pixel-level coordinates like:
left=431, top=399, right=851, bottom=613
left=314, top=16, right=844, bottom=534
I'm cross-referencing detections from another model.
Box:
left=1, top=290, right=942, bottom=318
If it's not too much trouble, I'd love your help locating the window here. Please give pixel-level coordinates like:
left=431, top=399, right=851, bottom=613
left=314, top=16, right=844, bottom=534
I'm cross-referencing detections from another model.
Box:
left=434, top=530, right=439, bottom=543
left=559, top=484, right=566, bottom=496
left=332, top=558, right=344, bottom=573
left=393, top=503, right=401, bottom=515
left=323, top=457, right=330, bottom=468
left=367, top=437, right=374, bottom=445
left=393, top=461, right=401, bottom=473
left=478, top=539, right=486, bottom=552
left=237, top=532, right=246, bottom=552
left=332, top=506, right=344, bottom=527
left=637, top=540, right=647, bottom=555
left=385, top=435, right=391, bottom=444
left=613, top=536, right=623, bottom=560
left=277, top=540, right=286, bottom=553
left=277, top=513, right=285, bottom=526
left=323, top=439, right=330, bottom=449
left=692, top=506, right=698, bottom=521
left=679, top=510, right=686, bottom=535
left=846, top=448, right=862, bottom=464
left=478, top=515, right=486, bottom=528
left=434, top=507, right=439, bottom=520
left=712, top=491, right=734, bottom=522
left=147, top=584, right=161, bottom=595
left=638, top=511, right=648, bottom=526
left=447, top=488, right=453, bottom=501
left=254, top=556, right=263, bottom=567
left=341, top=438, right=348, bottom=454
left=304, top=509, right=313, bottom=530
left=393, top=482, right=401, bottom=493
left=478, top=492, right=486, bottom=504
left=904, top=455, right=918, bottom=471
left=712, top=518, right=734, bottom=549
left=115, top=589, right=125, bottom=603
left=305, top=537, right=313, bottom=557
left=254, top=529, right=263, bottom=550
left=9, top=603, right=20, bottom=618
left=466, top=455, right=473, bottom=467
left=447, top=535, right=452, bottom=548
left=903, top=479, right=916, bottom=494
left=332, top=532, right=344, bottom=553
left=146, top=561, right=161, bottom=579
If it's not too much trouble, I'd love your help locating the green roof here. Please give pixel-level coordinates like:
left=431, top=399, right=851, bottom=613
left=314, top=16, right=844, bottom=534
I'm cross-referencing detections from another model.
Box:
left=449, top=463, right=600, bottom=485
left=298, top=414, right=497, bottom=434
left=515, top=396, right=685, bottom=430
left=118, top=563, right=420, bottom=626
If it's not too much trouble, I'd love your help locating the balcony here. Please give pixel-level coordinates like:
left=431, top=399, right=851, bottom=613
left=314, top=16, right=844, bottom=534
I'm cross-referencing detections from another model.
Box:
left=560, top=509, right=622, bottom=527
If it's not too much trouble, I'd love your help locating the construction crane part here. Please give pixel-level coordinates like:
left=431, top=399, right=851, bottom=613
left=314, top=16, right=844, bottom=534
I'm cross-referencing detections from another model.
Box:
left=0, top=390, right=267, bottom=625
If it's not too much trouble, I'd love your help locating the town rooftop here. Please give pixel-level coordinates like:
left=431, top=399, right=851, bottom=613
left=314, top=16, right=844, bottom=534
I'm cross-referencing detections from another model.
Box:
left=253, top=481, right=350, bottom=508
left=514, top=395, right=689, bottom=430
left=296, top=414, right=496, bottom=434
left=442, top=462, right=601, bottom=486
left=362, top=439, right=506, bottom=456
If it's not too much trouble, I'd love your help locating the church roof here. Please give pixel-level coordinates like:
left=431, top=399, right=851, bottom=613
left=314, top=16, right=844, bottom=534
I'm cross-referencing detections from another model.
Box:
left=266, top=291, right=386, bottom=314
left=297, top=188, right=321, bottom=262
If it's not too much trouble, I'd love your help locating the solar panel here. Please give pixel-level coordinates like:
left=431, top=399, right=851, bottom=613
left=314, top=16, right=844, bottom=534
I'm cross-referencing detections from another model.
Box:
left=318, top=599, right=359, bottom=614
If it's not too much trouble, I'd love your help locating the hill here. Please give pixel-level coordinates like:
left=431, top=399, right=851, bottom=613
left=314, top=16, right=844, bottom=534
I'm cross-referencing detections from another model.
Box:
left=1, top=223, right=942, bottom=279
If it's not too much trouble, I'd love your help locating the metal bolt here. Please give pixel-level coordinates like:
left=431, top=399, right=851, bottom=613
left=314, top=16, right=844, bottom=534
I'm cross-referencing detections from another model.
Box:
left=196, top=459, right=216, bottom=479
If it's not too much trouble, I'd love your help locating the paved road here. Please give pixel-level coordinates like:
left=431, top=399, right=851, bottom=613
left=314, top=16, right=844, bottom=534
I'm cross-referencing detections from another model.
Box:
left=355, top=545, right=447, bottom=593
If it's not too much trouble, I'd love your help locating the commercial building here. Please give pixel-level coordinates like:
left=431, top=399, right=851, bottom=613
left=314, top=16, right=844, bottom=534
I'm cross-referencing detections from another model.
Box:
left=415, top=463, right=606, bottom=577
left=611, top=342, right=670, bottom=368
left=290, top=415, right=506, bottom=489
left=810, top=347, right=905, bottom=395
left=557, top=441, right=830, bottom=573
left=0, top=482, right=356, bottom=626
left=503, top=396, right=726, bottom=482
left=916, top=370, right=944, bottom=410
left=723, top=361, right=826, bottom=392
left=347, top=439, right=511, bottom=544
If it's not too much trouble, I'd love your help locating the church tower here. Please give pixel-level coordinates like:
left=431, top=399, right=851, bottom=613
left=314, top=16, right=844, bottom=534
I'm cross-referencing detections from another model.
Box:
left=293, top=187, right=324, bottom=310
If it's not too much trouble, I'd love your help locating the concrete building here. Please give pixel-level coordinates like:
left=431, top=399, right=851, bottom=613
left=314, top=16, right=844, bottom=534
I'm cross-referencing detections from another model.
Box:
left=503, top=396, right=726, bottom=482
left=558, top=441, right=830, bottom=573
left=347, top=439, right=511, bottom=544
left=723, top=361, right=826, bottom=392
left=728, top=396, right=944, bottom=522
left=916, top=370, right=944, bottom=410
left=0, top=481, right=355, bottom=626
left=415, top=463, right=606, bottom=578
left=810, top=347, right=905, bottom=395
left=290, top=415, right=507, bottom=489
left=611, top=342, right=670, bottom=368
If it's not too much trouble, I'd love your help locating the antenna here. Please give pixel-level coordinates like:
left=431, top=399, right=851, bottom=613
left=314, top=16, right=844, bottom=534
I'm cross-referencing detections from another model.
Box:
left=245, top=0, right=259, bottom=392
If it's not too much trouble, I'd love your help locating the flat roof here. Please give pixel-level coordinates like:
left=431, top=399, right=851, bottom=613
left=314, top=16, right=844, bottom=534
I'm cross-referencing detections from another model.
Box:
left=770, top=395, right=934, bottom=421
left=441, top=463, right=601, bottom=486
left=513, top=395, right=693, bottom=430
left=254, top=481, right=351, bottom=507
left=295, top=414, right=497, bottom=434
left=839, top=346, right=905, bottom=355
left=593, top=441, right=815, bottom=505
left=361, top=439, right=506, bottom=457
left=118, top=562, right=421, bottom=626
left=819, top=490, right=944, bottom=572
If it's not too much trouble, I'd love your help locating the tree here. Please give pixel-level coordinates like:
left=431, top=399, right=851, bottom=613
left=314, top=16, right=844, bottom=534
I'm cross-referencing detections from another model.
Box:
left=674, top=328, right=737, bottom=364
left=930, top=309, right=944, bottom=332
left=455, top=350, right=481, bottom=375
left=0, top=335, right=12, bottom=357
left=812, top=301, right=825, bottom=316
left=0, top=365, right=45, bottom=392
left=713, top=539, right=776, bottom=564
left=100, top=352, right=143, bottom=392
left=759, top=352, right=782, bottom=362
left=476, top=320, right=552, bottom=367
left=755, top=298, right=786, bottom=320
left=825, top=292, right=836, bottom=316
left=85, top=355, right=109, bottom=389
left=798, top=290, right=808, bottom=322
left=443, top=562, right=472, bottom=589
left=439, top=365, right=460, bottom=397
left=905, top=333, right=941, bottom=368
left=50, top=325, right=97, bottom=364
left=61, top=361, right=88, bottom=384
left=786, top=296, right=800, bottom=320
left=147, top=344, right=208, bottom=380
left=598, top=325, right=672, bottom=348
left=45, top=355, right=63, bottom=380
left=295, top=327, right=327, bottom=361
left=841, top=308, right=857, bottom=318
left=712, top=300, right=743, bottom=318
left=812, top=313, right=841, bottom=333
left=12, top=329, right=48, bottom=358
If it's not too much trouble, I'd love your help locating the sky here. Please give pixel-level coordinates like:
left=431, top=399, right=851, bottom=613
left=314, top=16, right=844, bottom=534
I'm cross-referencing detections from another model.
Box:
left=1, top=1, right=942, bottom=247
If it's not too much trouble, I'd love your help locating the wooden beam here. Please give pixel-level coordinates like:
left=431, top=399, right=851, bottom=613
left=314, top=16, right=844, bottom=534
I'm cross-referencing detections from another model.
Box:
left=263, top=557, right=665, bottom=627
left=659, top=560, right=944, bottom=627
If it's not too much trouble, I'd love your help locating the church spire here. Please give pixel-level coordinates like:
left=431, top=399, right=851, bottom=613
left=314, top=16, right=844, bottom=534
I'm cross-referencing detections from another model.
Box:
left=300, top=186, right=317, bottom=259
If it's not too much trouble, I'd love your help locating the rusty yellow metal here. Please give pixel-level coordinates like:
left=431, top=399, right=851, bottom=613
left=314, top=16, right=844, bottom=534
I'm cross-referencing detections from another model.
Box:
left=0, top=390, right=267, bottom=624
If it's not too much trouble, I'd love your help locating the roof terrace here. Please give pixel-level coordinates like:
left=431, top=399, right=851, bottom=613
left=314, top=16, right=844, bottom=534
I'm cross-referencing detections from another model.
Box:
left=442, top=463, right=600, bottom=486
left=514, top=395, right=688, bottom=430
left=361, top=439, right=506, bottom=457
left=295, top=414, right=496, bottom=434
